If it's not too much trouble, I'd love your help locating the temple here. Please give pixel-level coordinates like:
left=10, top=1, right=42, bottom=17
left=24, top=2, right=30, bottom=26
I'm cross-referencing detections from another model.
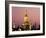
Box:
left=20, top=8, right=32, bottom=30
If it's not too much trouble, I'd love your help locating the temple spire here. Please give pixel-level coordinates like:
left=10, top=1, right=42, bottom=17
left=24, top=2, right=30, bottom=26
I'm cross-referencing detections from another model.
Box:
left=25, top=8, right=28, bottom=17
left=21, top=8, right=32, bottom=30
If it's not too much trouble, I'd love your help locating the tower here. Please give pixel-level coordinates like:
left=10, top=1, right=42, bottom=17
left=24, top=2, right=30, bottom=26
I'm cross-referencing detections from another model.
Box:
left=24, top=9, right=29, bottom=25
left=21, top=8, right=32, bottom=30
left=23, top=8, right=31, bottom=30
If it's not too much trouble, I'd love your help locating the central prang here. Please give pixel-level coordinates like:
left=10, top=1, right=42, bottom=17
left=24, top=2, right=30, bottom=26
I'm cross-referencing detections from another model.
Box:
left=20, top=8, right=32, bottom=30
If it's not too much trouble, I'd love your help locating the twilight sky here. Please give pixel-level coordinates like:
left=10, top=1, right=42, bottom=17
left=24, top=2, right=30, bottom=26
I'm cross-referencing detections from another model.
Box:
left=12, top=7, right=40, bottom=27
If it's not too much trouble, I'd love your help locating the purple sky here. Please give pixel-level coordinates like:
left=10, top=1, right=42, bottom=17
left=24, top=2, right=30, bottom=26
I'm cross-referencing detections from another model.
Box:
left=12, top=7, right=40, bottom=27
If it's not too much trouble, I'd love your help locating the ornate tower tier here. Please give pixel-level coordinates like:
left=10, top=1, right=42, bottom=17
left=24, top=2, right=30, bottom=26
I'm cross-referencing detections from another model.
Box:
left=24, top=14, right=29, bottom=25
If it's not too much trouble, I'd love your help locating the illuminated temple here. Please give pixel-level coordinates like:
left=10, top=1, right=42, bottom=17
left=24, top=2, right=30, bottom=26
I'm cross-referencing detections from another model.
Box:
left=20, top=8, right=32, bottom=30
